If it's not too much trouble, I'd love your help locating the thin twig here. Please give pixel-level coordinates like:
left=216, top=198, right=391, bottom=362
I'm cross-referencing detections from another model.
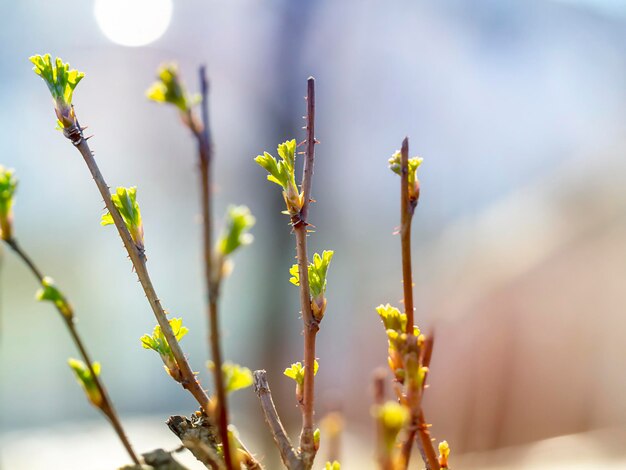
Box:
left=4, top=237, right=140, bottom=465
left=68, top=131, right=211, bottom=411
left=293, top=77, right=319, bottom=469
left=399, top=137, right=415, bottom=334
left=195, top=65, right=233, bottom=470
left=373, top=369, right=389, bottom=470
left=253, top=370, right=300, bottom=469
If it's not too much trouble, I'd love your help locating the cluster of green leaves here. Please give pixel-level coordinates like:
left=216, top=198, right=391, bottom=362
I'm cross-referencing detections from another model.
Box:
left=207, top=361, right=254, bottom=395
left=68, top=358, right=103, bottom=408
left=146, top=63, right=200, bottom=113
left=255, top=139, right=303, bottom=215
left=101, top=187, right=144, bottom=251
left=388, top=150, right=423, bottom=201
left=289, top=250, right=334, bottom=320
left=30, top=54, right=84, bottom=128
left=376, top=304, right=423, bottom=384
left=36, top=276, right=73, bottom=319
left=217, top=205, right=255, bottom=256
left=284, top=360, right=319, bottom=402
left=0, top=166, right=17, bottom=241
left=141, top=318, right=188, bottom=382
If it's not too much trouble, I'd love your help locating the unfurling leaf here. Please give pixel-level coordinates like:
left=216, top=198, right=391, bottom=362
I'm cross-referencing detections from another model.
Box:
left=141, top=318, right=188, bottom=382
left=68, top=358, right=103, bottom=408
left=146, top=63, right=200, bottom=113
left=30, top=54, right=84, bottom=128
left=325, top=462, right=341, bottom=470
left=217, top=205, right=255, bottom=256
left=36, top=276, right=73, bottom=319
left=208, top=361, right=254, bottom=394
left=255, top=139, right=303, bottom=215
left=101, top=186, right=144, bottom=251
left=283, top=360, right=319, bottom=386
left=0, top=166, right=18, bottom=241
left=290, top=250, right=334, bottom=320
left=388, top=150, right=423, bottom=201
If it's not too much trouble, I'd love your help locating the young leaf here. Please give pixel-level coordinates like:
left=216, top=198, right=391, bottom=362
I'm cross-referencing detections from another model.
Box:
left=376, top=304, right=406, bottom=333
left=141, top=317, right=188, bottom=381
left=217, top=205, right=255, bottom=256
left=36, top=276, right=73, bottom=319
left=101, top=186, right=144, bottom=251
left=68, top=358, right=103, bottom=408
left=290, top=250, right=334, bottom=320
left=325, top=462, right=341, bottom=470
left=0, top=166, right=17, bottom=241
left=208, top=361, right=254, bottom=394
left=146, top=63, right=200, bottom=113
left=30, top=54, right=84, bottom=128
left=388, top=150, right=423, bottom=201
left=254, top=139, right=302, bottom=215
left=313, top=428, right=321, bottom=451
left=283, top=360, right=319, bottom=386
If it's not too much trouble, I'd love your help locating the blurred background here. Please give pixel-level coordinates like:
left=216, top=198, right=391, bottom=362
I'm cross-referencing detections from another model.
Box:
left=1, top=0, right=626, bottom=468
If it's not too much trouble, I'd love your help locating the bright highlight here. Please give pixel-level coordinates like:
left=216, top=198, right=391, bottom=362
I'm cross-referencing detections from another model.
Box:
left=94, top=0, right=173, bottom=47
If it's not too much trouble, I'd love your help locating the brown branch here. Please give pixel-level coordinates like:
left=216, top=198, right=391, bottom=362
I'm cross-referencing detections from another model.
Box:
left=194, top=65, right=234, bottom=470
left=66, top=130, right=211, bottom=411
left=167, top=414, right=222, bottom=469
left=4, top=237, right=140, bottom=465
left=293, top=77, right=319, bottom=469
left=253, top=370, right=301, bottom=469
left=399, top=137, right=415, bottom=334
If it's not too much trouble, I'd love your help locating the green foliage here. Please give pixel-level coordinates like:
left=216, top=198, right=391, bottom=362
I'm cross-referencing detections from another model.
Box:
left=30, top=54, right=84, bottom=128
left=68, top=358, right=102, bottom=408
left=376, top=304, right=406, bottom=333
left=101, top=187, right=144, bottom=250
left=388, top=150, right=423, bottom=201
left=208, top=361, right=254, bottom=394
left=283, top=360, right=319, bottom=386
left=0, top=166, right=17, bottom=241
left=36, top=276, right=73, bottom=319
left=376, top=401, right=409, bottom=452
left=290, top=250, right=334, bottom=320
left=254, top=139, right=302, bottom=215
left=141, top=318, right=188, bottom=381
left=146, top=63, right=200, bottom=113
left=324, top=462, right=341, bottom=470
left=217, top=205, right=255, bottom=256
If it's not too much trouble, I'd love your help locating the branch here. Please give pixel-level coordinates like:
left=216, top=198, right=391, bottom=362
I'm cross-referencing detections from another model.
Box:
left=293, top=77, right=319, bottom=469
left=167, top=414, right=222, bottom=469
left=253, top=370, right=300, bottom=470
left=4, top=237, right=140, bottom=465
left=195, top=65, right=233, bottom=470
left=65, top=127, right=211, bottom=411
left=399, top=137, right=415, bottom=334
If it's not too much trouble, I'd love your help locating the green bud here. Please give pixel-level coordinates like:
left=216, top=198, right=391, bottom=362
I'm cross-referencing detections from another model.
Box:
left=376, top=304, right=406, bottom=333
left=101, top=186, right=144, bottom=252
left=438, top=440, right=450, bottom=468
left=68, top=358, right=103, bottom=408
left=325, top=462, right=341, bottom=470
left=30, top=54, right=84, bottom=129
left=313, top=428, right=321, bottom=451
left=0, top=166, right=17, bottom=241
left=208, top=361, right=253, bottom=394
left=289, top=250, right=334, bottom=320
left=141, top=318, right=188, bottom=382
left=375, top=401, right=409, bottom=452
left=254, top=139, right=303, bottom=215
left=217, top=205, right=255, bottom=256
left=388, top=150, right=423, bottom=201
left=146, top=63, right=200, bottom=113
left=36, top=276, right=73, bottom=319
